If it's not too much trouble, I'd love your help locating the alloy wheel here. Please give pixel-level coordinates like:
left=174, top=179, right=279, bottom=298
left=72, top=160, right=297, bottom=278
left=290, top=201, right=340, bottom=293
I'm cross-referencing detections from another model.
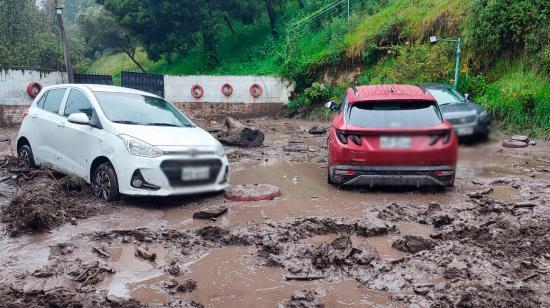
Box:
left=93, top=170, right=111, bottom=200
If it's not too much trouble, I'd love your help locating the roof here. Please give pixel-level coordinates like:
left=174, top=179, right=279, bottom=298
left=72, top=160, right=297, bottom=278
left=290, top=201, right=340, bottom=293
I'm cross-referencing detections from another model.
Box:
left=346, top=85, right=436, bottom=104
left=41, top=84, right=160, bottom=98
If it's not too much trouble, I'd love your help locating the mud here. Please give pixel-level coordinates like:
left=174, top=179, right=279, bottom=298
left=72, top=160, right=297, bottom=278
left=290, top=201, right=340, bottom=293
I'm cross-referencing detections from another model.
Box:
left=1, top=119, right=550, bottom=307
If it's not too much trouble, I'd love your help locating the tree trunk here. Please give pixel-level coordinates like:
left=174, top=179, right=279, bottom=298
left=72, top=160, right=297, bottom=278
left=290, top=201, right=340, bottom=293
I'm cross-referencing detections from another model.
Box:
left=122, top=49, right=147, bottom=73
left=297, top=0, right=305, bottom=9
left=265, top=0, right=278, bottom=37
left=224, top=13, right=234, bottom=34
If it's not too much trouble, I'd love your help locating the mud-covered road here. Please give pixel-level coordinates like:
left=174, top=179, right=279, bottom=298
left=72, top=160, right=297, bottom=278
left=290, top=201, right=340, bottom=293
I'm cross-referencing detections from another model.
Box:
left=0, top=118, right=549, bottom=307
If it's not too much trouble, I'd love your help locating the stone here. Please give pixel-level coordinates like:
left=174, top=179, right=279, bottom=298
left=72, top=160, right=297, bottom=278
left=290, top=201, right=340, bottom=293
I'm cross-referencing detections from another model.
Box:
left=392, top=235, right=435, bottom=253
left=225, top=184, right=282, bottom=201
left=444, top=259, right=469, bottom=279
left=308, top=127, right=327, bottom=135
left=529, top=140, right=537, bottom=146
left=135, top=245, right=157, bottom=261
left=177, top=279, right=198, bottom=293
left=217, top=117, right=264, bottom=147
left=511, top=135, right=529, bottom=143
left=192, top=205, right=228, bottom=219
left=468, top=187, right=493, bottom=198
left=413, top=283, right=433, bottom=295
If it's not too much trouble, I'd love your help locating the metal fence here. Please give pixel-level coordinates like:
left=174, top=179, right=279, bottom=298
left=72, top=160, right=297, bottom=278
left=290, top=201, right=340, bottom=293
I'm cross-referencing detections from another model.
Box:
left=121, top=71, right=165, bottom=97
left=74, top=73, right=113, bottom=85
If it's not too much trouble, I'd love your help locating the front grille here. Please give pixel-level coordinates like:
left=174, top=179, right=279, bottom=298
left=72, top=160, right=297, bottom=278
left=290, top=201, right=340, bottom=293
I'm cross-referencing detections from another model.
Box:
left=160, top=159, right=222, bottom=187
left=448, top=115, right=477, bottom=125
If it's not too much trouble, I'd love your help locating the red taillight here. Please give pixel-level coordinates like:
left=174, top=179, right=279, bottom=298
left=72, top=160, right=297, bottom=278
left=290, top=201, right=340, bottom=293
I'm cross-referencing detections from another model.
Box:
left=442, top=132, right=452, bottom=144
left=429, top=135, right=440, bottom=145
left=21, top=111, right=29, bottom=122
left=336, top=132, right=362, bottom=146
left=336, top=132, right=348, bottom=144
left=348, top=135, right=362, bottom=146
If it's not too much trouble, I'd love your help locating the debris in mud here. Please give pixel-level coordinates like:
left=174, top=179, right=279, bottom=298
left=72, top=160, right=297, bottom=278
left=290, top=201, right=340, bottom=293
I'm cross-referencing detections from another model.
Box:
left=192, top=205, right=228, bottom=219
left=502, top=139, right=528, bottom=148
left=283, top=143, right=309, bottom=152
left=225, top=184, right=282, bottom=201
left=92, top=246, right=110, bottom=258
left=176, top=279, right=198, bottom=293
left=135, top=244, right=157, bottom=261
left=443, top=258, right=470, bottom=279
left=467, top=187, right=493, bottom=198
left=50, top=243, right=77, bottom=256
left=165, top=260, right=181, bottom=276
left=217, top=117, right=265, bottom=147
left=511, top=135, right=529, bottom=143
left=69, top=260, right=115, bottom=285
left=278, top=289, right=325, bottom=308
left=308, top=127, right=327, bottom=135
left=391, top=235, right=435, bottom=253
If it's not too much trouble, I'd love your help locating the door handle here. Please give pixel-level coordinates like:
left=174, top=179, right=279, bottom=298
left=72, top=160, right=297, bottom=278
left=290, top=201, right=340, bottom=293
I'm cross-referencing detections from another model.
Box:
left=57, top=121, right=66, bottom=128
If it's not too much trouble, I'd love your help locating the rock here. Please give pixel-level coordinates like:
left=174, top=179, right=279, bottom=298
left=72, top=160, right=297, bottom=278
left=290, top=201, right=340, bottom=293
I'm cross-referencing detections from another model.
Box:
left=444, top=259, right=469, bottom=279
left=217, top=117, right=264, bottom=147
left=413, top=283, right=433, bottom=295
left=392, top=235, right=435, bottom=253
left=166, top=261, right=181, bottom=276
left=308, top=127, right=327, bottom=135
left=291, top=289, right=316, bottom=301
left=193, top=205, right=228, bottom=219
left=468, top=187, right=493, bottom=198
left=502, top=139, right=528, bottom=148
left=279, top=289, right=324, bottom=308
left=225, top=184, right=282, bottom=201
left=511, top=135, right=529, bottom=143
left=529, top=140, right=537, bottom=146
left=23, top=280, right=45, bottom=295
left=135, top=245, right=157, bottom=261
left=283, top=143, right=309, bottom=152
left=177, top=279, right=198, bottom=293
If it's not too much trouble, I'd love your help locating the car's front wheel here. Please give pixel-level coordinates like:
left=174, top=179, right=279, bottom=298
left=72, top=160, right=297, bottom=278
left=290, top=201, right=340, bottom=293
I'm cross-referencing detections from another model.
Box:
left=93, top=162, right=120, bottom=202
left=18, top=144, right=36, bottom=168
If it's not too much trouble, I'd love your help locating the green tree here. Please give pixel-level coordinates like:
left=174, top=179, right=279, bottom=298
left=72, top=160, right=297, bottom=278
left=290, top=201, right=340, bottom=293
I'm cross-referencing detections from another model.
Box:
left=78, top=9, right=145, bottom=72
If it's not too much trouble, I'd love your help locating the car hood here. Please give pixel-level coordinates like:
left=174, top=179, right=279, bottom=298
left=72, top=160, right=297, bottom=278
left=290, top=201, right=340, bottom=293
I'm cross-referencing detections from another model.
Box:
left=441, top=103, right=479, bottom=118
left=112, top=124, right=219, bottom=147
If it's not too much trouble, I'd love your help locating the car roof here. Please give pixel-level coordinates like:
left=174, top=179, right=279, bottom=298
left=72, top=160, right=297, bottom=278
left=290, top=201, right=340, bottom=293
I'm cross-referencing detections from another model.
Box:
left=346, top=84, right=436, bottom=104
left=41, top=84, right=161, bottom=98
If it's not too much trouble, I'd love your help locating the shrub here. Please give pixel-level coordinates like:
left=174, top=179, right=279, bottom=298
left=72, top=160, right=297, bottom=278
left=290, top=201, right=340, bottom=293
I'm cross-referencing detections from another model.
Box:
left=388, top=44, right=452, bottom=84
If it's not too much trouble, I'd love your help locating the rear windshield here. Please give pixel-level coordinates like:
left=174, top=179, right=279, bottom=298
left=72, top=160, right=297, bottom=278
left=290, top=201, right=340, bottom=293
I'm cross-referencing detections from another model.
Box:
left=348, top=101, right=442, bottom=128
left=94, top=92, right=193, bottom=127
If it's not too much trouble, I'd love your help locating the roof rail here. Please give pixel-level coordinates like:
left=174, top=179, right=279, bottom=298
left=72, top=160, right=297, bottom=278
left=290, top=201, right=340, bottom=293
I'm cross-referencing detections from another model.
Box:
left=351, top=86, right=359, bottom=96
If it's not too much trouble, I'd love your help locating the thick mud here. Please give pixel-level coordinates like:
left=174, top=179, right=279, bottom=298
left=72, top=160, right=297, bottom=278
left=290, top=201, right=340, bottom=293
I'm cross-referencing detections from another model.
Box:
left=0, top=119, right=549, bottom=307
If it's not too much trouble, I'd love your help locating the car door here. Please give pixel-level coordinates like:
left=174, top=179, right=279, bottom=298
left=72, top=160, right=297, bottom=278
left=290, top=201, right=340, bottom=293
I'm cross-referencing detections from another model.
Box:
left=31, top=87, right=68, bottom=168
left=56, top=88, right=104, bottom=178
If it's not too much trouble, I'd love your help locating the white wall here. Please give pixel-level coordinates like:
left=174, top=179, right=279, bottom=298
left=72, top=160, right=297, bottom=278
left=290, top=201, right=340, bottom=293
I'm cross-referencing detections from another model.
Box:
left=164, top=75, right=294, bottom=105
left=0, top=69, right=67, bottom=105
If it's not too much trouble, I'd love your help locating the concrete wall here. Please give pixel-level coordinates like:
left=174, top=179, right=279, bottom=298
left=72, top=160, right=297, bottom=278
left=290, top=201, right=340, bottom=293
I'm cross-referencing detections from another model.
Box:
left=0, top=68, right=67, bottom=105
left=164, top=75, right=293, bottom=105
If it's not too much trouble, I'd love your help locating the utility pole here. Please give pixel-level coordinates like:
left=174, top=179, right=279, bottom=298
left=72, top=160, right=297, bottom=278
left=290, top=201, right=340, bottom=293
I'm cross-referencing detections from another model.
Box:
left=347, top=0, right=350, bottom=21
left=54, top=0, right=74, bottom=83
left=430, top=36, right=462, bottom=90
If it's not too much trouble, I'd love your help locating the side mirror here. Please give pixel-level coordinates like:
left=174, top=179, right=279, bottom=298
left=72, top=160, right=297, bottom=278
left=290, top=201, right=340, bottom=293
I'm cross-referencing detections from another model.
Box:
left=464, top=93, right=470, bottom=101
left=67, top=112, right=90, bottom=125
left=325, top=101, right=338, bottom=111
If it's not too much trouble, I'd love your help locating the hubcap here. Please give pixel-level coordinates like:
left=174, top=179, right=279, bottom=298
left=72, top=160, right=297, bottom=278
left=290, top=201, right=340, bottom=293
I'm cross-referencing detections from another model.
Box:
left=93, top=170, right=111, bottom=200
left=19, top=149, right=31, bottom=168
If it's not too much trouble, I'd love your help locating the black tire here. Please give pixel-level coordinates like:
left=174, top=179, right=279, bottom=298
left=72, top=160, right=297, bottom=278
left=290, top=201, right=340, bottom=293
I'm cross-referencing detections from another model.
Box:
left=18, top=144, right=36, bottom=168
left=327, top=165, right=335, bottom=185
left=447, top=175, right=456, bottom=188
left=92, top=162, right=120, bottom=202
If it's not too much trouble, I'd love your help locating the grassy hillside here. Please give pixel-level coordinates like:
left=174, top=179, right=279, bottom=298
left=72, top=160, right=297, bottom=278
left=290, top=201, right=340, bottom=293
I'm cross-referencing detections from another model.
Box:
left=88, top=0, right=550, bottom=137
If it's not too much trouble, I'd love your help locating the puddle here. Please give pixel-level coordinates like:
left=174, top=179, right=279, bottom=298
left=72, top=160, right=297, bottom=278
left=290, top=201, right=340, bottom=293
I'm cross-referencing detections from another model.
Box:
left=179, top=245, right=399, bottom=307
left=489, top=185, right=523, bottom=203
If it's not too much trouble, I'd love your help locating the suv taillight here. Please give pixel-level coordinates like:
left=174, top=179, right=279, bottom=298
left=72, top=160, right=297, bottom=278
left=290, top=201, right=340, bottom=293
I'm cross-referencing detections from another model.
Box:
left=336, top=132, right=362, bottom=146
left=21, top=111, right=29, bottom=122
left=336, top=132, right=348, bottom=144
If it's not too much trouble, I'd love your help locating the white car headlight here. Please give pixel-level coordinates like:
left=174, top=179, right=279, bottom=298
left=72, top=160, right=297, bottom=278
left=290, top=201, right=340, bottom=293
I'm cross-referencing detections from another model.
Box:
left=479, top=110, right=488, bottom=120
left=216, top=142, right=226, bottom=157
left=119, top=135, right=162, bottom=158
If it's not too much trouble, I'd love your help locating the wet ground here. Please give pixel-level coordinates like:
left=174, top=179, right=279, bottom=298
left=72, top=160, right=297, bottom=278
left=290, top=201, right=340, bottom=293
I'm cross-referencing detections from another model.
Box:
left=0, top=119, right=549, bottom=307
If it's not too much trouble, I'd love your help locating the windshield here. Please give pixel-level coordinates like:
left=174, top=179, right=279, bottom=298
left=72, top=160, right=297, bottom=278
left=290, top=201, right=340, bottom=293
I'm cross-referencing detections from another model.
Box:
left=348, top=101, right=442, bottom=128
left=94, top=92, right=193, bottom=127
left=425, top=87, right=466, bottom=105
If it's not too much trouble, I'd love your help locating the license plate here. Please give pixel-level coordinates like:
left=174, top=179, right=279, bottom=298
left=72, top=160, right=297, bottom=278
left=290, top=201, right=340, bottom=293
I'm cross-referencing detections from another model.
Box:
left=181, top=166, right=210, bottom=181
left=380, top=136, right=411, bottom=149
left=456, top=127, right=474, bottom=136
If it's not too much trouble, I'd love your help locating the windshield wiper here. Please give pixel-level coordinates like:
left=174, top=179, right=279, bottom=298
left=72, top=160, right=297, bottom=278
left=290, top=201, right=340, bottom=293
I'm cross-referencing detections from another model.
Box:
left=147, top=123, right=183, bottom=127
left=113, top=120, right=141, bottom=125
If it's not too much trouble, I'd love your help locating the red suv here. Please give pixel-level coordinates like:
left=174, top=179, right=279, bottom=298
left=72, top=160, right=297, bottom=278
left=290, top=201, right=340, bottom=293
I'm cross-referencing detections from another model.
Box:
left=326, top=85, right=457, bottom=187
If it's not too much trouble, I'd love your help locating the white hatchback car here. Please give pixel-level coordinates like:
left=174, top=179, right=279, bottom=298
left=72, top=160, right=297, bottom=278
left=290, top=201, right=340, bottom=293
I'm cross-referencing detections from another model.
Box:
left=16, top=84, right=229, bottom=201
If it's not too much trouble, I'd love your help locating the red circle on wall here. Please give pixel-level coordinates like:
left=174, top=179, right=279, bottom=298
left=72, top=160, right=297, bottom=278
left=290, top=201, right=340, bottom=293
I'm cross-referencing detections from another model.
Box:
left=191, top=85, right=204, bottom=98
left=27, top=82, right=43, bottom=98
left=221, top=83, right=233, bottom=97
left=250, top=83, right=263, bottom=97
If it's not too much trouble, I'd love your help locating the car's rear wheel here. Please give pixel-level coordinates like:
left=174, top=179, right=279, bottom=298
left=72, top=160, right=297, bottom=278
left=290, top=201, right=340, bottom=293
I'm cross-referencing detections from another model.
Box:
left=18, top=144, right=36, bottom=168
left=327, top=165, right=334, bottom=184
left=93, top=163, right=120, bottom=202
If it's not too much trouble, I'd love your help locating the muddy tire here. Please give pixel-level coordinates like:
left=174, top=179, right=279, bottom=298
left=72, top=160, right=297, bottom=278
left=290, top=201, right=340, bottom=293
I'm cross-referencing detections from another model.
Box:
left=327, top=166, right=334, bottom=185
left=92, top=163, right=120, bottom=202
left=18, top=144, right=36, bottom=168
left=447, top=175, right=456, bottom=188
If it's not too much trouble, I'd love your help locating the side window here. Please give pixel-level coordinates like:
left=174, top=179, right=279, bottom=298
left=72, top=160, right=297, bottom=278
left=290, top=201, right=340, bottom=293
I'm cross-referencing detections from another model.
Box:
left=36, top=92, right=49, bottom=109
left=64, top=89, right=94, bottom=119
left=42, top=88, right=66, bottom=114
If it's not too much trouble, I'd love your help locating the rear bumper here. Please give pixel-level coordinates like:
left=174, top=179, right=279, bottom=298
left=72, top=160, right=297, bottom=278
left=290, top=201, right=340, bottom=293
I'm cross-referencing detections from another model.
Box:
left=330, top=165, right=455, bottom=187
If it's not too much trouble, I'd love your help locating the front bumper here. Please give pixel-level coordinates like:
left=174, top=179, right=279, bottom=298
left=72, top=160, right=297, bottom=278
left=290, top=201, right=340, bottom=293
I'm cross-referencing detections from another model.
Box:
left=114, top=153, right=230, bottom=197
left=330, top=165, right=455, bottom=187
left=450, top=117, right=491, bottom=138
